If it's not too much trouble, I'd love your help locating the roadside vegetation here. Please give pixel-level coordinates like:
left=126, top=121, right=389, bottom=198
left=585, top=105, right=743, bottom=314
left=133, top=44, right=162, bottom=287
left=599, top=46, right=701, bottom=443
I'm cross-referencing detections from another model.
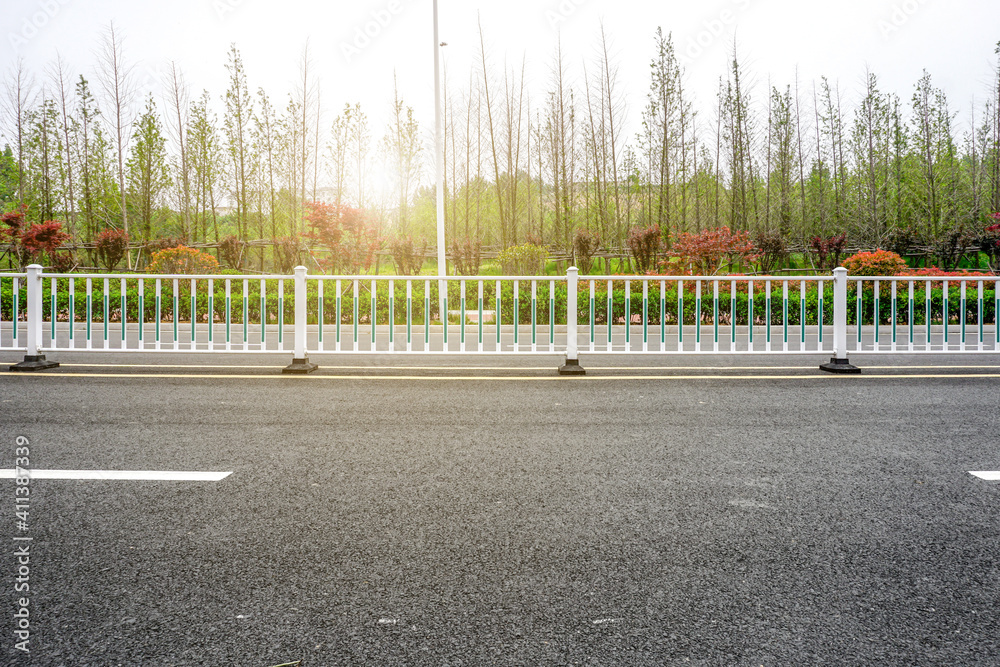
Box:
left=2, top=25, right=999, bottom=277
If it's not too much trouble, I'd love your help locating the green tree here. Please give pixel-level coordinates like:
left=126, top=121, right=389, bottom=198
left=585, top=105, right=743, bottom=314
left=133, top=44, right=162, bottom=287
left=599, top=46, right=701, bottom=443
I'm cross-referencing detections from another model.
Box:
left=849, top=72, right=892, bottom=244
left=126, top=95, right=171, bottom=242
left=768, top=85, right=797, bottom=236
left=910, top=70, right=959, bottom=242
left=23, top=98, right=63, bottom=223
left=223, top=44, right=252, bottom=241
left=189, top=90, right=222, bottom=244
left=382, top=77, right=422, bottom=235
left=0, top=145, right=17, bottom=205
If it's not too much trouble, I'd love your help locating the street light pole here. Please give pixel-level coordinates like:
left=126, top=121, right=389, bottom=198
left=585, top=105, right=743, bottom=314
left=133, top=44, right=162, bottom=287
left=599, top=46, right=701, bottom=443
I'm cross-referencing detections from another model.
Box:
left=433, top=0, right=446, bottom=278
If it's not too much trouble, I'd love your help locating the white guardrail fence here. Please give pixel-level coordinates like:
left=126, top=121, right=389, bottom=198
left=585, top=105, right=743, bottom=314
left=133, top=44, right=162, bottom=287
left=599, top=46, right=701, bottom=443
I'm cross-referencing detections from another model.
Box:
left=2, top=264, right=998, bottom=374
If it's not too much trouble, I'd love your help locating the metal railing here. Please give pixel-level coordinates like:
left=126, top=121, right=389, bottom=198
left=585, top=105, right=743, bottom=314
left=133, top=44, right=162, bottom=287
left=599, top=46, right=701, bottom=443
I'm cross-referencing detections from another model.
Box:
left=2, top=265, right=997, bottom=373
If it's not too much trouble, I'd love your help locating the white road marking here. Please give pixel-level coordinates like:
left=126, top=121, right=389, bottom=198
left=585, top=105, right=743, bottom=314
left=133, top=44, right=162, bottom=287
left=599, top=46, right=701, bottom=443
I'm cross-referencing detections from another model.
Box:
left=0, top=469, right=231, bottom=481
left=970, top=471, right=1000, bottom=481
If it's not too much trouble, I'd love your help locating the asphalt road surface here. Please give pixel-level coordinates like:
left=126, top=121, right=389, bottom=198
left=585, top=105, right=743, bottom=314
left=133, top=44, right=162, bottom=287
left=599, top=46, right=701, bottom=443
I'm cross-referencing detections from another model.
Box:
left=1, top=353, right=998, bottom=666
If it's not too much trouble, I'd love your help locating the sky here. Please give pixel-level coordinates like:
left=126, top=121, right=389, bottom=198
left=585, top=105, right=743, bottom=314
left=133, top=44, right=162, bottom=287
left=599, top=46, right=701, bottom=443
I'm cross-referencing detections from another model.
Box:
left=2, top=0, right=999, bottom=151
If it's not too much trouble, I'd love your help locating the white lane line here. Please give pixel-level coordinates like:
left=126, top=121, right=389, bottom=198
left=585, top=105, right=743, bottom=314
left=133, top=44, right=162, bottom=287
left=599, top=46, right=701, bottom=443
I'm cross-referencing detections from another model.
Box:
left=0, top=469, right=231, bottom=481
left=970, top=471, right=1000, bottom=481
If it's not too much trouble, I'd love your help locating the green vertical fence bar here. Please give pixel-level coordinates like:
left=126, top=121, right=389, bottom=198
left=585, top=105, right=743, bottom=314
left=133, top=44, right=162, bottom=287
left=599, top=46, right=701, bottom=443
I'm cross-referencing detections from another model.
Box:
left=782, top=281, right=789, bottom=351
left=995, top=280, right=999, bottom=345
left=49, top=278, right=56, bottom=343
left=371, top=281, right=377, bottom=349
left=943, top=280, right=949, bottom=348
left=369, top=281, right=376, bottom=349
left=530, top=280, right=536, bottom=351
left=427, top=280, right=433, bottom=349
left=608, top=280, right=614, bottom=351
left=353, top=280, right=359, bottom=348
left=747, top=281, right=754, bottom=349
left=695, top=281, right=701, bottom=351
left=677, top=280, right=684, bottom=346
left=513, top=280, right=519, bottom=349
left=961, top=281, right=967, bottom=351
left=103, top=278, right=110, bottom=349
left=138, top=279, right=145, bottom=347
left=977, top=281, right=984, bottom=350
left=190, top=279, right=197, bottom=347
left=817, top=280, right=824, bottom=346
left=549, top=280, right=555, bottom=351
left=388, top=280, right=394, bottom=350
left=587, top=280, right=597, bottom=352
left=925, top=280, right=932, bottom=351
left=459, top=280, right=466, bottom=351
left=225, top=280, right=232, bottom=349
left=155, top=279, right=161, bottom=349
left=712, top=281, right=719, bottom=352
left=800, top=281, right=807, bottom=347
left=207, top=279, right=214, bottom=347
left=660, top=280, right=666, bottom=351
left=765, top=280, right=771, bottom=351
left=172, top=279, right=179, bottom=351
left=12, top=278, right=18, bottom=345
left=260, top=279, right=267, bottom=347
left=406, top=280, right=413, bottom=352
left=643, top=281, right=649, bottom=352
left=11, top=279, right=18, bottom=345
left=44, top=278, right=54, bottom=345
left=67, top=278, right=75, bottom=345
left=336, top=279, right=342, bottom=351
left=731, top=280, right=737, bottom=348
left=478, top=281, right=485, bottom=351
left=277, top=280, right=284, bottom=347
left=121, top=278, right=127, bottom=345
left=495, top=280, right=501, bottom=349
left=442, top=280, right=449, bottom=349
left=87, top=278, right=93, bottom=349
left=891, top=281, right=897, bottom=351
left=624, top=280, right=631, bottom=348
left=908, top=281, right=915, bottom=351
left=243, top=279, right=249, bottom=350
left=856, top=280, right=863, bottom=347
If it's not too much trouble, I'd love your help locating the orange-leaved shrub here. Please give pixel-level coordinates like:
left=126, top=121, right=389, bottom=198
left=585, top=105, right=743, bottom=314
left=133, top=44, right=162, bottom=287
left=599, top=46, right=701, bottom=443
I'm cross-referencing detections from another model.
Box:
left=841, top=249, right=908, bottom=276
left=147, top=246, right=220, bottom=274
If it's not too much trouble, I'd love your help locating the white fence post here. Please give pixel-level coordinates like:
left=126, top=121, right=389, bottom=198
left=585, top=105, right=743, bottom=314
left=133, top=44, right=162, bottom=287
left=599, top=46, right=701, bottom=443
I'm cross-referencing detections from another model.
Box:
left=283, top=266, right=318, bottom=374
left=559, top=266, right=586, bottom=375
left=9, top=264, right=59, bottom=371
left=820, top=267, right=860, bottom=374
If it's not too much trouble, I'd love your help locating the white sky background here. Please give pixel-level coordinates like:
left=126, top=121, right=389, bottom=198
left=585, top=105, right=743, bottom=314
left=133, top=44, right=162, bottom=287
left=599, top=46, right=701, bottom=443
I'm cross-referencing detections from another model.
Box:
left=3, top=0, right=999, bottom=162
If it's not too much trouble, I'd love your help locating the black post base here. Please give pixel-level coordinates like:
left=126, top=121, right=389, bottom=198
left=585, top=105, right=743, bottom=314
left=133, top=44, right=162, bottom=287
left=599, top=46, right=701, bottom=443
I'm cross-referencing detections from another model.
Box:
left=282, top=358, right=319, bottom=375
left=558, top=358, right=587, bottom=376
left=9, top=355, right=60, bottom=372
left=819, top=357, right=861, bottom=374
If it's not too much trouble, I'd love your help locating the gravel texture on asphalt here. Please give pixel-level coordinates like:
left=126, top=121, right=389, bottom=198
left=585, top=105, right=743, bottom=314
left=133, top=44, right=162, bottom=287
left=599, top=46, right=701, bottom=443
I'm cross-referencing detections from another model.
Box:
left=1, top=356, right=998, bottom=665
